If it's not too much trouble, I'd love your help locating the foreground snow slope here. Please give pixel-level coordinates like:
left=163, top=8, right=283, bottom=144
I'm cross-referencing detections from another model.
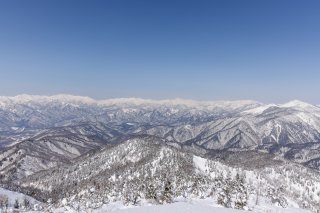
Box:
left=92, top=199, right=313, bottom=213
left=0, top=188, right=312, bottom=213
left=16, top=136, right=320, bottom=212
left=0, top=187, right=42, bottom=210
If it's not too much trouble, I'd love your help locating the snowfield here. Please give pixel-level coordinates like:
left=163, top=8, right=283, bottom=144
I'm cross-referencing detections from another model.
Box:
left=1, top=187, right=312, bottom=213
left=51, top=199, right=313, bottom=213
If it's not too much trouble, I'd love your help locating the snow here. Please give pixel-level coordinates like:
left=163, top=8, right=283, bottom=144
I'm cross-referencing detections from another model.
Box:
left=1, top=95, right=319, bottom=114
left=1, top=95, right=319, bottom=118
left=1, top=95, right=320, bottom=213
left=281, top=100, right=316, bottom=110
left=107, top=200, right=243, bottom=213
left=274, top=123, right=282, bottom=143
left=99, top=98, right=260, bottom=109
left=0, top=187, right=41, bottom=209
left=0, top=186, right=314, bottom=213
left=193, top=155, right=208, bottom=172
left=243, top=100, right=320, bottom=115
left=295, top=112, right=320, bottom=131
left=109, top=203, right=311, bottom=213
left=243, top=104, right=277, bottom=114
left=0, top=94, right=261, bottom=110
left=50, top=199, right=313, bottom=213
left=0, top=94, right=96, bottom=105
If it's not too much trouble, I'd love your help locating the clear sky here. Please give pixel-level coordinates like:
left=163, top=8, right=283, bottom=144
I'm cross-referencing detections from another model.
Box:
left=0, top=0, right=319, bottom=103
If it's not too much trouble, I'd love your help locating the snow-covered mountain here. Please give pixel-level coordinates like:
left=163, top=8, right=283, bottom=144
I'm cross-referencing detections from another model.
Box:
left=0, top=95, right=261, bottom=131
left=0, top=95, right=320, bottom=212
left=1, top=95, right=320, bottom=181
left=0, top=122, right=125, bottom=182
left=8, top=136, right=320, bottom=212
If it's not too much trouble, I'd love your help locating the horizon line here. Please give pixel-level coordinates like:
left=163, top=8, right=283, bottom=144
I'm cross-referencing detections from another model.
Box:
left=0, top=93, right=318, bottom=106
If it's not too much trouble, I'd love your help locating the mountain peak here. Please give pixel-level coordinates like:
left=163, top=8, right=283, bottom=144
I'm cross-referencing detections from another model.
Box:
left=0, top=94, right=96, bottom=105
left=281, top=100, right=315, bottom=109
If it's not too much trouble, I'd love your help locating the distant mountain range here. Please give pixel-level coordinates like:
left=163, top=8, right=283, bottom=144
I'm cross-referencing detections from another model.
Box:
left=0, top=95, right=320, bottom=212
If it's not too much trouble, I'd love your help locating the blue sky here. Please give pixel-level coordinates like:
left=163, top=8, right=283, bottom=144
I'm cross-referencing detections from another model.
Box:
left=0, top=0, right=319, bottom=103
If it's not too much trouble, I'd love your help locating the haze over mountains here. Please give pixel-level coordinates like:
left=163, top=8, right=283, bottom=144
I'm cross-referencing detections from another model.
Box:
left=0, top=95, right=320, bottom=212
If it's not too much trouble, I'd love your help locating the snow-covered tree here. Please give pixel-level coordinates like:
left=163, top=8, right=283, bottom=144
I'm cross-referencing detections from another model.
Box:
left=0, top=194, right=8, bottom=209
left=160, top=180, right=173, bottom=204
left=14, top=199, right=20, bottom=209
left=234, top=173, right=248, bottom=210
left=145, top=183, right=157, bottom=202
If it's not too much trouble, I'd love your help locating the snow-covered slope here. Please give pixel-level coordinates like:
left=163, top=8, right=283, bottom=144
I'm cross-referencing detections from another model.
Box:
left=101, top=199, right=312, bottom=213
left=10, top=136, right=320, bottom=213
left=0, top=94, right=260, bottom=108
left=0, top=95, right=260, bottom=136
left=1, top=95, right=320, bottom=180
left=1, top=95, right=320, bottom=213
left=0, top=187, right=43, bottom=211
left=0, top=122, right=124, bottom=181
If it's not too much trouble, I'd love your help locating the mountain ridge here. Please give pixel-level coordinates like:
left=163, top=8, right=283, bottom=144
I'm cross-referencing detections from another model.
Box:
left=1, top=94, right=320, bottom=181
left=1, top=94, right=318, bottom=112
left=1, top=95, right=320, bottom=212
left=0, top=94, right=262, bottom=108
